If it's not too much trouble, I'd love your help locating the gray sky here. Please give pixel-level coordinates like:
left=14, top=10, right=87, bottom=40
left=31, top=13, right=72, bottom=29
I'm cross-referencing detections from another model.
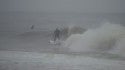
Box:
left=0, top=0, right=125, bottom=13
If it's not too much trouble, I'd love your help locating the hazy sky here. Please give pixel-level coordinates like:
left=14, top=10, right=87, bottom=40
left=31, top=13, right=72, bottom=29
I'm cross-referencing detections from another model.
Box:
left=0, top=0, right=125, bottom=13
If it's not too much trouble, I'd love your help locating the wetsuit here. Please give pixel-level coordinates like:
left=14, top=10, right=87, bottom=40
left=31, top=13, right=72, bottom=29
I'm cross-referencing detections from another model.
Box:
left=54, top=28, right=60, bottom=41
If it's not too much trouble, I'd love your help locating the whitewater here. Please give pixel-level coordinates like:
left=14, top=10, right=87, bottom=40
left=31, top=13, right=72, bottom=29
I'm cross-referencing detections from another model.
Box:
left=0, top=13, right=125, bottom=70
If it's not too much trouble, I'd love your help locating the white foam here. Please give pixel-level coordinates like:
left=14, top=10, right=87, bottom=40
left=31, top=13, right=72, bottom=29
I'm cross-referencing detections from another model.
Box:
left=109, top=38, right=125, bottom=56
left=64, top=23, right=125, bottom=53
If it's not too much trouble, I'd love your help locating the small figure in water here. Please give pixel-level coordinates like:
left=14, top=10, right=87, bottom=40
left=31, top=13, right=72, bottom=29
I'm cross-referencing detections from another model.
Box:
left=30, top=25, right=35, bottom=30
left=53, top=28, right=61, bottom=42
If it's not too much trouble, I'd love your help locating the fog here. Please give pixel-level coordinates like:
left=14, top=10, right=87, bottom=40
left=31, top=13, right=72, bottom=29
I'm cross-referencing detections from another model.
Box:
left=0, top=0, right=125, bottom=13
left=0, top=0, right=125, bottom=70
left=0, top=0, right=125, bottom=32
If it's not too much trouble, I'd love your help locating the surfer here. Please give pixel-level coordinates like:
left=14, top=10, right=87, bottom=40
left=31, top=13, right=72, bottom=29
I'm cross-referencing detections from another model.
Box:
left=53, top=28, right=61, bottom=42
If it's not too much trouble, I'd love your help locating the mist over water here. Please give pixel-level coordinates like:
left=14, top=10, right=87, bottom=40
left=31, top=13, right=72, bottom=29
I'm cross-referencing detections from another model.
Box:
left=0, top=12, right=125, bottom=32
left=0, top=0, right=125, bottom=69
left=0, top=12, right=125, bottom=56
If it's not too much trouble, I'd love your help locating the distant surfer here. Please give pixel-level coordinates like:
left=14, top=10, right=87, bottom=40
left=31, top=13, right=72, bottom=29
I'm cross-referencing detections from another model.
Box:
left=30, top=25, right=35, bottom=30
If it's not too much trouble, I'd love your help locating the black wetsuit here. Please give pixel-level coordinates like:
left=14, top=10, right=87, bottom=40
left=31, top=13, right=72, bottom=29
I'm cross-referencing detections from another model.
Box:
left=54, top=28, right=60, bottom=41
